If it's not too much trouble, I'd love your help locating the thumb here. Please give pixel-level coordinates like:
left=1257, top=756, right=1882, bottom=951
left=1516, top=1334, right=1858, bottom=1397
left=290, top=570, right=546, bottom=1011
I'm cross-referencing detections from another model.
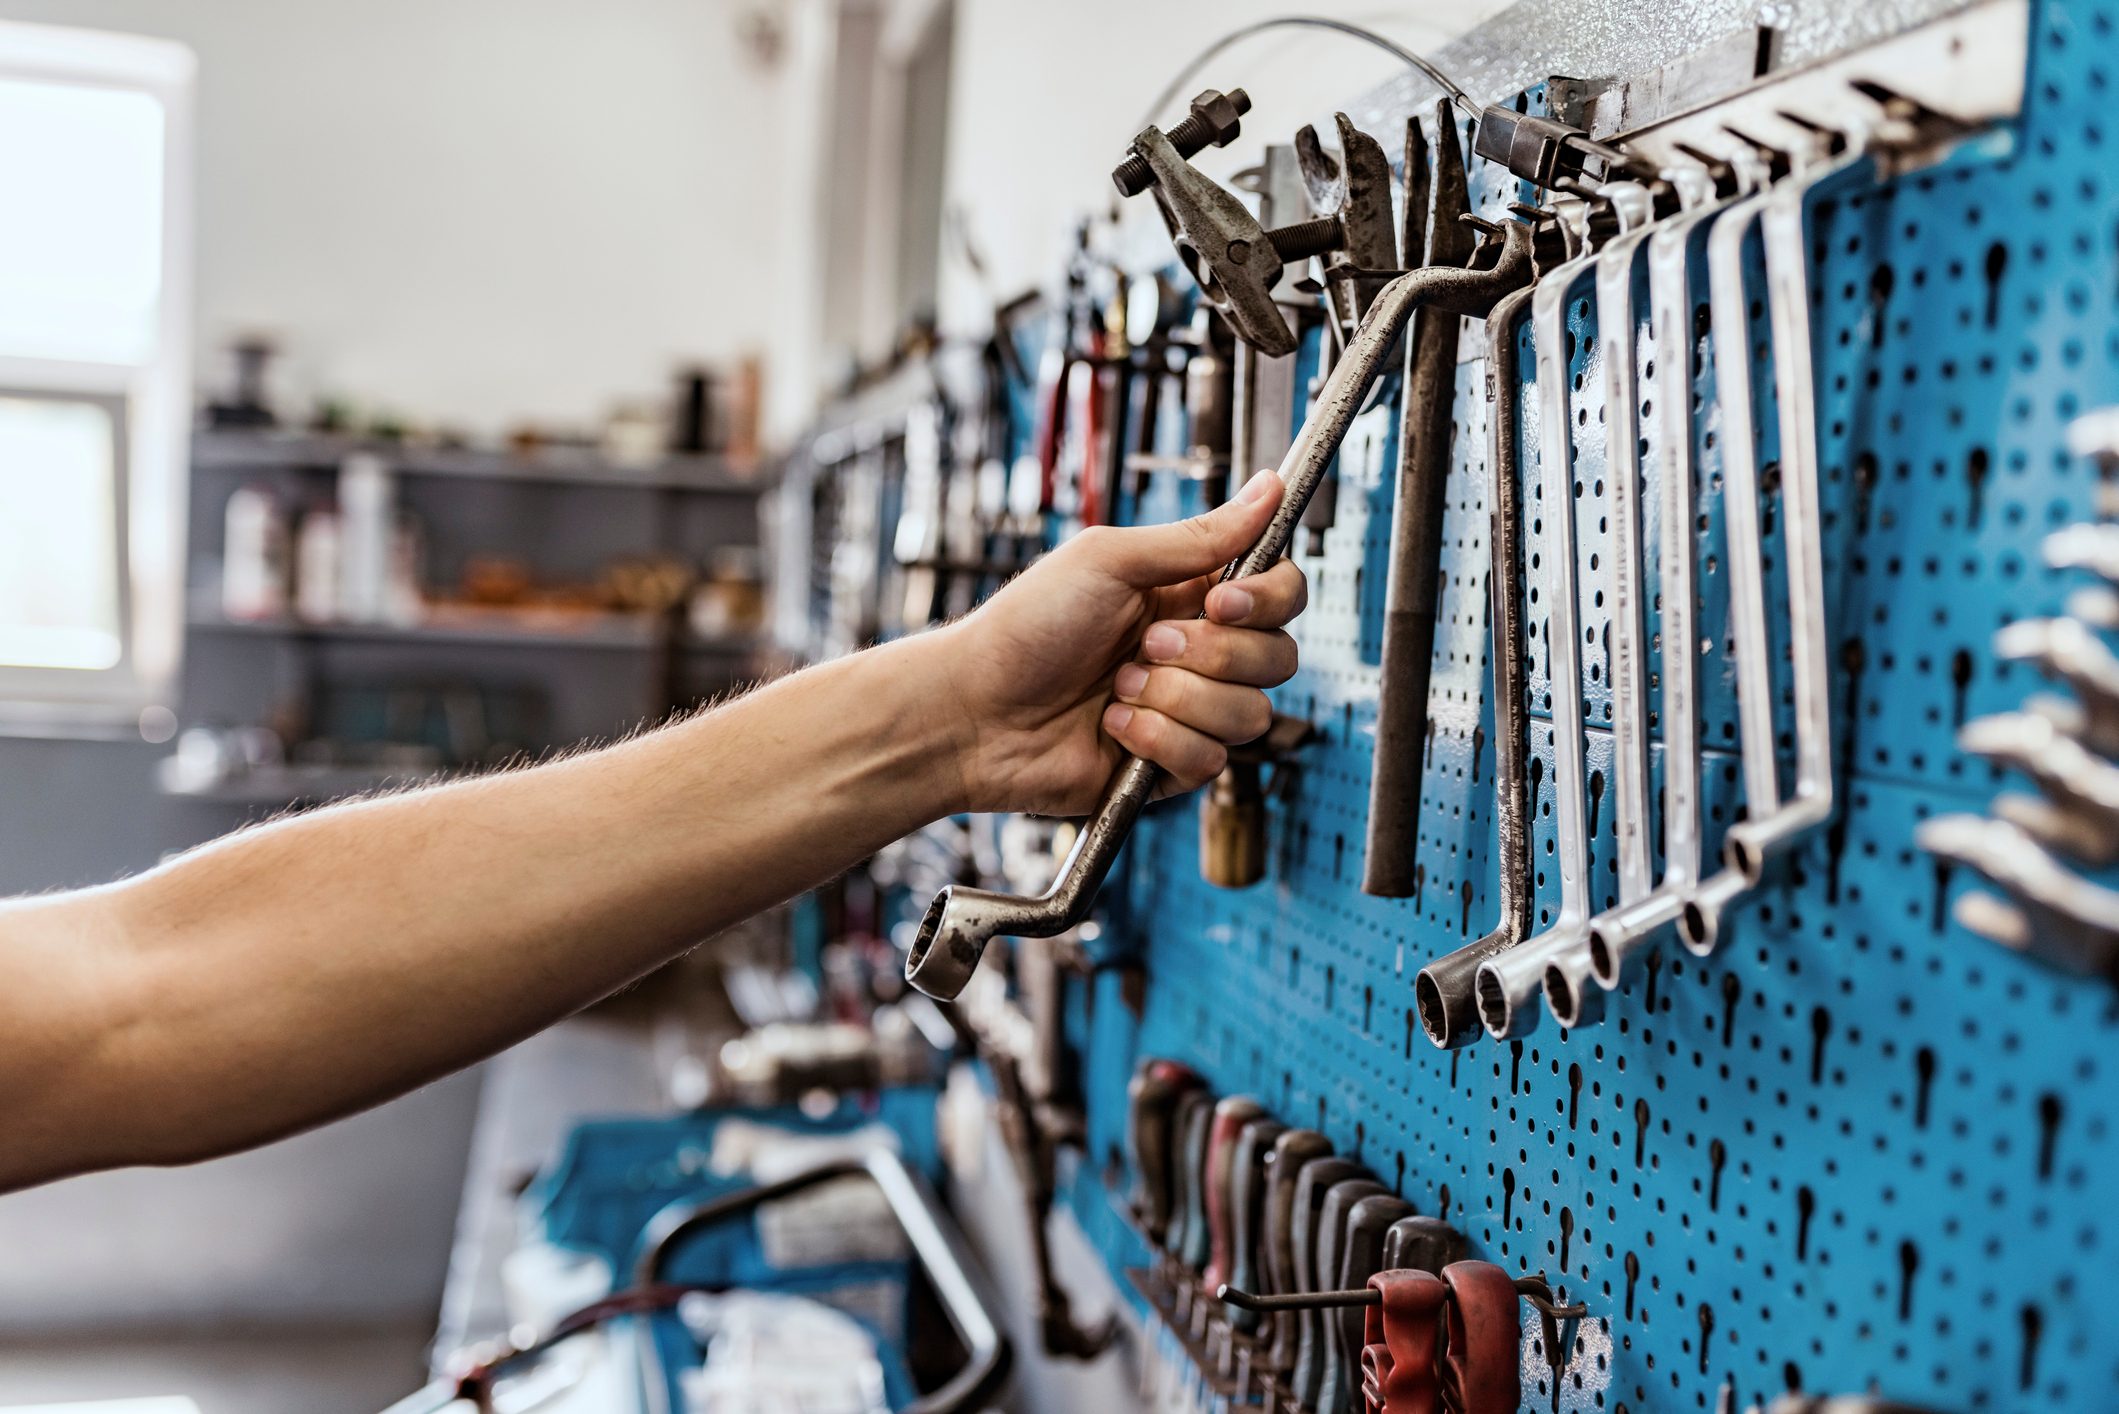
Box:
left=1087, top=469, right=1285, bottom=587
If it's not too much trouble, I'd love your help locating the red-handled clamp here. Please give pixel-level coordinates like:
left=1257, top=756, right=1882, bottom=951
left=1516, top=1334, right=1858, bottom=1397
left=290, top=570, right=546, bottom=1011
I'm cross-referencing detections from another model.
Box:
left=1360, top=1268, right=1446, bottom=1414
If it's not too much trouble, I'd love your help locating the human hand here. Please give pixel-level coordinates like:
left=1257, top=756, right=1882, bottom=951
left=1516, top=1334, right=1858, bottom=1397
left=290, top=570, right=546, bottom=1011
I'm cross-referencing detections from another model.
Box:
left=934, top=470, right=1308, bottom=815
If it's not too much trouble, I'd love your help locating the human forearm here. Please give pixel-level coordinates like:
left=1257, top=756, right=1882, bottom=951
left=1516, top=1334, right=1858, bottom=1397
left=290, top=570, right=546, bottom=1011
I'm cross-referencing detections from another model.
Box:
left=5, top=632, right=964, bottom=1186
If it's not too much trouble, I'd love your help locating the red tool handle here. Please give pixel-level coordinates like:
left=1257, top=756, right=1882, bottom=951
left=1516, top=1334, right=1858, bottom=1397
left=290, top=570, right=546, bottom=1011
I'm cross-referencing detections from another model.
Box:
left=1438, top=1261, right=1521, bottom=1414
left=1359, top=1268, right=1446, bottom=1414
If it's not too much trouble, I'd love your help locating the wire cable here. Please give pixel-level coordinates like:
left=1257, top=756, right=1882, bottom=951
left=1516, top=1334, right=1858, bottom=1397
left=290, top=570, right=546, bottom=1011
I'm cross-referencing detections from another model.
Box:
left=1133, top=15, right=1481, bottom=138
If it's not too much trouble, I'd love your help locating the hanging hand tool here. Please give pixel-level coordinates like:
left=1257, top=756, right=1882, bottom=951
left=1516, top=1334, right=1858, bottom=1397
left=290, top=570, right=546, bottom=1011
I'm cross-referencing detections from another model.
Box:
left=1960, top=711, right=2119, bottom=867
left=1683, top=122, right=1868, bottom=940
left=1587, top=157, right=1765, bottom=997
left=1670, top=148, right=1786, bottom=957
left=1128, top=1058, right=1203, bottom=1236
left=1224, top=1116, right=1288, bottom=1336
left=1682, top=91, right=1967, bottom=949
left=1200, top=712, right=1318, bottom=888
left=1294, top=113, right=1403, bottom=340
left=1382, top=1214, right=1468, bottom=1274
left=1220, top=1264, right=1582, bottom=1411
left=1475, top=190, right=1637, bottom=1041
left=1111, top=87, right=1253, bottom=199
left=1262, top=1153, right=1364, bottom=1373
left=1293, top=1177, right=1388, bottom=1411
left=1358, top=1268, right=1449, bottom=1414
left=1413, top=225, right=1558, bottom=1047
left=1278, top=1157, right=1369, bottom=1395
left=1993, top=615, right=2119, bottom=758
left=907, top=221, right=1538, bottom=1003
left=1171, top=1089, right=1216, bottom=1274
left=1364, top=102, right=1478, bottom=899
left=1921, top=816, right=2119, bottom=996
left=1319, top=1193, right=1415, bottom=1414
left=1202, top=1096, right=1268, bottom=1295
left=1436, top=1261, right=1522, bottom=1414
left=1260, top=1130, right=1335, bottom=1370
left=1115, top=99, right=1395, bottom=357
left=1542, top=170, right=1677, bottom=1025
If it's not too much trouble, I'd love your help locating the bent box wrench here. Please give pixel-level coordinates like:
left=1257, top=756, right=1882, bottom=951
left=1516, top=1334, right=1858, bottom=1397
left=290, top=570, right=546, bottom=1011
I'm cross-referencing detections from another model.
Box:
left=1410, top=271, right=1542, bottom=1050
left=1475, top=185, right=1660, bottom=1042
left=1580, top=160, right=1764, bottom=998
left=1539, top=181, right=1664, bottom=1028
left=906, top=222, right=1537, bottom=1002
left=1682, top=124, right=1880, bottom=955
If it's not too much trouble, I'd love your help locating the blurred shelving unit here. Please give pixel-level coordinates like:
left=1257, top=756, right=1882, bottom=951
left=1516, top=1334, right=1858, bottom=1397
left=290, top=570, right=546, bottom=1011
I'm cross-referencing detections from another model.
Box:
left=166, top=430, right=777, bottom=809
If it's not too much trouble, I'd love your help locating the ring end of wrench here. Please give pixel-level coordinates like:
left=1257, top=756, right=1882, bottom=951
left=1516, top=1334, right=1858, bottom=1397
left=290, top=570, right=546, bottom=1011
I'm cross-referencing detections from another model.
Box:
left=1587, top=891, right=1685, bottom=989
left=1474, top=942, right=1561, bottom=1041
left=1679, top=868, right=1750, bottom=958
left=1541, top=953, right=1606, bottom=1029
left=1414, top=949, right=1496, bottom=1049
left=905, top=884, right=1012, bottom=1000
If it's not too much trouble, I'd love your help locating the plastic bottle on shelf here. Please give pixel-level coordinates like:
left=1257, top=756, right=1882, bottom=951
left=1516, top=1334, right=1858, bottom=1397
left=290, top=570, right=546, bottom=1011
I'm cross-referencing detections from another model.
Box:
left=338, top=452, right=394, bottom=623
left=221, top=482, right=288, bottom=621
left=294, top=503, right=341, bottom=624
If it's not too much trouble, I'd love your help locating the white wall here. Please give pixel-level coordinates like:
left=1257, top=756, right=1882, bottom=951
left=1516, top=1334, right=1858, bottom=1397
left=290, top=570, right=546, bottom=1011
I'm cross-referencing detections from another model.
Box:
left=0, top=0, right=800, bottom=440
left=935, top=2, right=1518, bottom=333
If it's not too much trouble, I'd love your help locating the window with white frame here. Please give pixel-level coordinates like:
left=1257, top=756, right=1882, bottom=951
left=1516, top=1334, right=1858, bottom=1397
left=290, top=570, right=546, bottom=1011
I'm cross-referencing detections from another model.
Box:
left=0, top=21, right=191, bottom=732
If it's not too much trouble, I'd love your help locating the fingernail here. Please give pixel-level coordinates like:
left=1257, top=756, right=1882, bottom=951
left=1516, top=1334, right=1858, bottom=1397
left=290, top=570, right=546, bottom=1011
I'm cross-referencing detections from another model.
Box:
left=1143, top=624, right=1185, bottom=661
left=1237, top=469, right=1275, bottom=504
left=1214, top=585, right=1255, bottom=621
left=1114, top=663, right=1149, bottom=698
left=1104, top=703, right=1134, bottom=735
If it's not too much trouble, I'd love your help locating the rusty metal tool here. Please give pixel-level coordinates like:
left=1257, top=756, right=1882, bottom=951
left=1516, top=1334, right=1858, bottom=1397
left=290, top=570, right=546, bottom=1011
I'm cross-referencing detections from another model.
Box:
left=1412, top=258, right=1551, bottom=1048
left=1364, top=102, right=1478, bottom=899
left=1116, top=103, right=1396, bottom=357
left=907, top=222, right=1538, bottom=1003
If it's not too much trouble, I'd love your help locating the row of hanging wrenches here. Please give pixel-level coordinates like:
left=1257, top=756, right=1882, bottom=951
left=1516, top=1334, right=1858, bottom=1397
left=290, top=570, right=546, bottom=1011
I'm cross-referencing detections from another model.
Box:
left=1123, top=1056, right=1585, bottom=1413
left=1416, top=84, right=1986, bottom=1045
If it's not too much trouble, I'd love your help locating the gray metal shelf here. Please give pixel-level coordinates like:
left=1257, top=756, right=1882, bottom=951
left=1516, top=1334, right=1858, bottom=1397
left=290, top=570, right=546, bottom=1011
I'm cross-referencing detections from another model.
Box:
left=187, top=608, right=757, bottom=655
left=192, top=430, right=773, bottom=494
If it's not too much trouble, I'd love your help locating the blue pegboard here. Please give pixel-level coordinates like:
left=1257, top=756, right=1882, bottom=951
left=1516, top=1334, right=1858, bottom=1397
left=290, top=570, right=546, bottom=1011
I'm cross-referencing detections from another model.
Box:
left=1059, top=4, right=2119, bottom=1411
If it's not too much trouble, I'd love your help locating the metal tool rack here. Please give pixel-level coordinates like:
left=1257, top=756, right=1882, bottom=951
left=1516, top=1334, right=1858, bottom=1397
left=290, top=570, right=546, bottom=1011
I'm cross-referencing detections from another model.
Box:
left=1044, top=3, right=2119, bottom=1410
left=779, top=0, right=2119, bottom=1407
